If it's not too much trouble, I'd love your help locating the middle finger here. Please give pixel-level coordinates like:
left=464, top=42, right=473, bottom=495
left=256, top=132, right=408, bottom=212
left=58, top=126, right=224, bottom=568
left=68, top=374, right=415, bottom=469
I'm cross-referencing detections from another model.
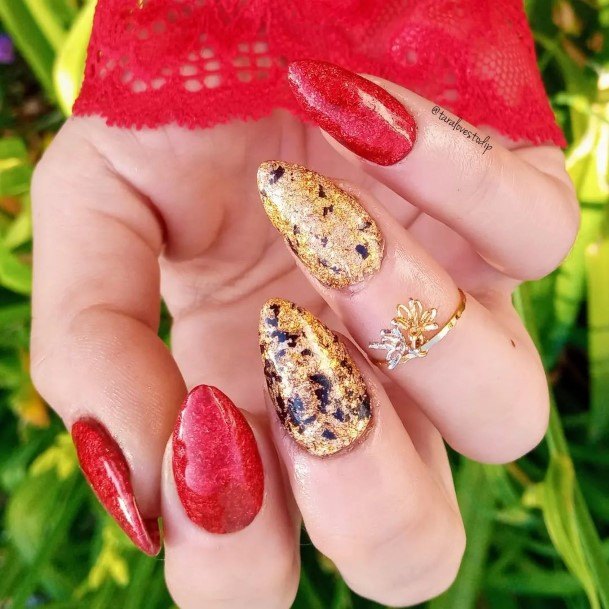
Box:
left=257, top=161, right=549, bottom=463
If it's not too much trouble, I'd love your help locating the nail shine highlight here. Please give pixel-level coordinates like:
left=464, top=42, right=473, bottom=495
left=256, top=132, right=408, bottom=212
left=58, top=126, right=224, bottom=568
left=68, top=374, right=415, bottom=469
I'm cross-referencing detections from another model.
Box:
left=288, top=60, right=417, bottom=166
left=172, top=385, right=264, bottom=534
left=72, top=418, right=161, bottom=556
left=257, top=161, right=384, bottom=289
left=259, top=299, right=372, bottom=456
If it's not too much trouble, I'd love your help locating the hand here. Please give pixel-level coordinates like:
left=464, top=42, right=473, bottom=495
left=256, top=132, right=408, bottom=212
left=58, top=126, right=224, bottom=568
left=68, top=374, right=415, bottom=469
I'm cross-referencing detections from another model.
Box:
left=30, top=61, right=578, bottom=608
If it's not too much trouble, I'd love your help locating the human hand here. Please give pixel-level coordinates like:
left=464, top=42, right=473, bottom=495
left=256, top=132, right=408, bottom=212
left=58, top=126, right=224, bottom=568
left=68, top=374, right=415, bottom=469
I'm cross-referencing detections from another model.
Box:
left=30, top=60, right=578, bottom=608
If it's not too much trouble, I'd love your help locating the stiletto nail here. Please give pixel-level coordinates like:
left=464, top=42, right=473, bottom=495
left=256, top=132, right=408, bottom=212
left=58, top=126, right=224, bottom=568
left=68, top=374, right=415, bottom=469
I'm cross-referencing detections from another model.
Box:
left=259, top=299, right=372, bottom=456
left=71, top=418, right=161, bottom=556
left=172, top=385, right=264, bottom=534
left=288, top=60, right=417, bottom=166
left=257, top=161, right=384, bottom=289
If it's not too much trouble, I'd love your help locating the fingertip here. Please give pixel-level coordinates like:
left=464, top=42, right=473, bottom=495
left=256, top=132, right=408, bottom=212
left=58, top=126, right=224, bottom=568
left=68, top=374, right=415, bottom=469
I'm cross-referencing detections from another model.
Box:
left=162, top=387, right=301, bottom=609
left=171, top=384, right=265, bottom=535
left=71, top=417, right=163, bottom=556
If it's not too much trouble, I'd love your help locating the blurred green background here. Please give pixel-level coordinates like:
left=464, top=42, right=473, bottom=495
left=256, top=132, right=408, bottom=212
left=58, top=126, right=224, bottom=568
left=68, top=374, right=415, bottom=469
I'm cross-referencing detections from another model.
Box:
left=1, top=0, right=609, bottom=608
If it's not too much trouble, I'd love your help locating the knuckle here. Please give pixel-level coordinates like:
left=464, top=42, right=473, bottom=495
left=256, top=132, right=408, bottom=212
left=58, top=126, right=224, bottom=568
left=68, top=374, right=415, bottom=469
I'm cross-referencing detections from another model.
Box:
left=391, top=515, right=465, bottom=606
left=419, top=519, right=466, bottom=600
left=346, top=510, right=466, bottom=607
left=512, top=362, right=550, bottom=457
left=520, top=186, right=580, bottom=281
left=312, top=501, right=426, bottom=565
left=480, top=369, right=549, bottom=464
left=31, top=140, right=65, bottom=209
left=166, top=550, right=298, bottom=609
left=31, top=122, right=96, bottom=215
left=557, top=191, right=581, bottom=259
left=519, top=383, right=550, bottom=456
left=29, top=337, right=54, bottom=399
left=455, top=147, right=498, bottom=218
left=253, top=549, right=300, bottom=602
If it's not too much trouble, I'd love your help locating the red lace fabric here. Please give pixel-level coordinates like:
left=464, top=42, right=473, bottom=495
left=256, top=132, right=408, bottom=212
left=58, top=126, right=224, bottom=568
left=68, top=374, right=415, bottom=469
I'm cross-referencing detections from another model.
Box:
left=74, top=0, right=566, bottom=147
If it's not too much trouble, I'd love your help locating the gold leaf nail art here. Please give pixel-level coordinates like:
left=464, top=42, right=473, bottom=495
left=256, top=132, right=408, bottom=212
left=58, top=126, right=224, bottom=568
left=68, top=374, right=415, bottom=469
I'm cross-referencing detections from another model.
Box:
left=259, top=298, right=372, bottom=456
left=257, top=161, right=384, bottom=289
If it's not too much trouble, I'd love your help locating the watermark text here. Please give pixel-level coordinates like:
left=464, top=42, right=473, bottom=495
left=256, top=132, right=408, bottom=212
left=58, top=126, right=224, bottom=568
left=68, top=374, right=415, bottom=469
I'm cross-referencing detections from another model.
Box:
left=431, top=106, right=492, bottom=154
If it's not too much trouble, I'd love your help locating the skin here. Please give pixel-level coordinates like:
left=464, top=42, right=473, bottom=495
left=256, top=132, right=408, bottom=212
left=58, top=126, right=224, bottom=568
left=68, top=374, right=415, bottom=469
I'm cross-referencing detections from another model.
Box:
left=30, top=77, right=579, bottom=608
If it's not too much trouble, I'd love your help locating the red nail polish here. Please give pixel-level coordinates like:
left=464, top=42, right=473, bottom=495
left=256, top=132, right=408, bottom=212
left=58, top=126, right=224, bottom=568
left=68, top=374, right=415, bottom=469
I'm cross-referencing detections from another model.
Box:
left=71, top=419, right=161, bottom=556
left=172, top=385, right=264, bottom=534
left=288, top=60, right=417, bottom=166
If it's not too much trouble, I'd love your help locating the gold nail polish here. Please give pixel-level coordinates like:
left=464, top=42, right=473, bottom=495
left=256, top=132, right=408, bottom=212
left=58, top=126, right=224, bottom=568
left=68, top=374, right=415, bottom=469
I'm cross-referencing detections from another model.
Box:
left=257, top=161, right=384, bottom=289
left=259, top=298, right=372, bottom=456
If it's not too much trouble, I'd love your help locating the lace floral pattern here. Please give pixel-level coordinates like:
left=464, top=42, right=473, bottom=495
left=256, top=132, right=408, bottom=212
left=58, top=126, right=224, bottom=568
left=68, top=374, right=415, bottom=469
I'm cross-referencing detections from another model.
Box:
left=74, top=0, right=566, bottom=146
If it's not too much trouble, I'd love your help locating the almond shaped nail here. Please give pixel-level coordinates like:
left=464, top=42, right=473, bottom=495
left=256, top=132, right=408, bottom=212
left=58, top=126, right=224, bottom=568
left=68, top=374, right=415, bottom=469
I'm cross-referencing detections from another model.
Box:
left=288, top=60, right=417, bottom=166
left=257, top=161, right=384, bottom=289
left=259, top=298, right=372, bottom=456
left=72, top=418, right=161, bottom=556
left=172, top=385, right=264, bottom=534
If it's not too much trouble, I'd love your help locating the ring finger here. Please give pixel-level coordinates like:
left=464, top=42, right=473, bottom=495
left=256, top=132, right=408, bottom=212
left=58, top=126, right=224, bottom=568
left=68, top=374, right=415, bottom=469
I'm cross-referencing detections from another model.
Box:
left=257, top=161, right=549, bottom=463
left=258, top=298, right=464, bottom=606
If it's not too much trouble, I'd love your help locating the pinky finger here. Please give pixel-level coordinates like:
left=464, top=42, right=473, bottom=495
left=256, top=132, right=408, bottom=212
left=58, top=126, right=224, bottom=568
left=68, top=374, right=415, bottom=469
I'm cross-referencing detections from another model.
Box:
left=162, top=385, right=300, bottom=609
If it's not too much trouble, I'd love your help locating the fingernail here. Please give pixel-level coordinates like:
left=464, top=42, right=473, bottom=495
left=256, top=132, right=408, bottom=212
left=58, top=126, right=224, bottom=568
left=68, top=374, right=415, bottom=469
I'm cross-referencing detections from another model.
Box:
left=257, top=161, right=384, bottom=289
left=259, top=299, right=372, bottom=456
left=172, top=385, right=264, bottom=534
left=71, top=418, right=161, bottom=556
left=288, top=60, right=417, bottom=166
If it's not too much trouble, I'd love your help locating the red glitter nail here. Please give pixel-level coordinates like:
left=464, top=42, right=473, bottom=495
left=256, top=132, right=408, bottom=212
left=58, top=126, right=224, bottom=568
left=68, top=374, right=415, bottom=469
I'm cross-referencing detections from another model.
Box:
left=71, top=419, right=161, bottom=556
left=288, top=60, right=417, bottom=166
left=172, top=385, right=264, bottom=534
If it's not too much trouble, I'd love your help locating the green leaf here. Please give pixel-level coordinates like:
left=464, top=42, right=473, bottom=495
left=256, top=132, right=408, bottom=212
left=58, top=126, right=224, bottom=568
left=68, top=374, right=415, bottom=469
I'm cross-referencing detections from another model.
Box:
left=23, top=0, right=68, bottom=51
left=540, top=106, right=609, bottom=364
left=0, top=137, right=33, bottom=197
left=525, top=455, right=600, bottom=609
left=516, top=284, right=609, bottom=609
left=9, top=476, right=87, bottom=609
left=0, top=0, right=56, bottom=97
left=428, top=459, right=495, bottom=609
left=330, top=579, right=352, bottom=609
left=487, top=569, right=584, bottom=596
left=293, top=566, right=326, bottom=609
left=123, top=554, right=159, bottom=609
left=3, top=195, right=33, bottom=251
left=6, top=471, right=62, bottom=563
left=0, top=138, right=28, bottom=161
left=0, top=165, right=33, bottom=197
left=586, top=236, right=609, bottom=441
left=0, top=243, right=32, bottom=295
left=533, top=32, right=595, bottom=140
left=53, top=0, right=96, bottom=116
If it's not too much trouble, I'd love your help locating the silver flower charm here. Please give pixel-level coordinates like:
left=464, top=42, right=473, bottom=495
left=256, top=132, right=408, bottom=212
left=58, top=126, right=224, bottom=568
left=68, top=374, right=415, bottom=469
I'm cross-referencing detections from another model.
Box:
left=369, top=299, right=439, bottom=370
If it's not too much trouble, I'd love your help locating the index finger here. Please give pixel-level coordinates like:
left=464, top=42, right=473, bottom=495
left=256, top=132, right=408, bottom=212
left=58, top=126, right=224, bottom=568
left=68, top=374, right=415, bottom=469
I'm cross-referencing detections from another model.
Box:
left=288, top=60, right=579, bottom=280
left=30, top=117, right=186, bottom=553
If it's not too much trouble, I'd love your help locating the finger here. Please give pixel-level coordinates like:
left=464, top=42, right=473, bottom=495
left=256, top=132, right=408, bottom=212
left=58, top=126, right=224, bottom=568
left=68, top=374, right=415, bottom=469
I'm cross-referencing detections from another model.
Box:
left=259, top=299, right=464, bottom=606
left=257, top=161, right=550, bottom=462
left=30, top=119, right=187, bottom=554
left=384, top=383, right=457, bottom=504
left=287, top=60, right=579, bottom=280
left=162, top=385, right=300, bottom=609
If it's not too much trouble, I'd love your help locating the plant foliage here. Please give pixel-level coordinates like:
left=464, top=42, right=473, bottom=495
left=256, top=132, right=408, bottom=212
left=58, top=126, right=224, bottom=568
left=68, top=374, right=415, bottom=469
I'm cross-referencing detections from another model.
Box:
left=1, top=1, right=608, bottom=608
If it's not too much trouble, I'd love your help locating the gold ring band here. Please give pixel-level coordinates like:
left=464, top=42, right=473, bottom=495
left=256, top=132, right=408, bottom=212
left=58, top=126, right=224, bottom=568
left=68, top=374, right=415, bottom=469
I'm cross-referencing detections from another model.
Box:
left=369, top=289, right=466, bottom=370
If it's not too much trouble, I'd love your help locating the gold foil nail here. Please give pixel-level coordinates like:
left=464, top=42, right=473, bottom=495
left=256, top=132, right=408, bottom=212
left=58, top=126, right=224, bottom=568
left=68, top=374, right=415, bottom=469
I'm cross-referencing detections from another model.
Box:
left=259, top=298, right=372, bottom=456
left=257, top=161, right=384, bottom=289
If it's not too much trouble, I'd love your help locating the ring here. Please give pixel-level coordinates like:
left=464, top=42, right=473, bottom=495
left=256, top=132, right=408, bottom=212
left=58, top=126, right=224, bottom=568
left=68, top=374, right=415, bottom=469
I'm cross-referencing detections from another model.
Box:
left=368, top=289, right=467, bottom=370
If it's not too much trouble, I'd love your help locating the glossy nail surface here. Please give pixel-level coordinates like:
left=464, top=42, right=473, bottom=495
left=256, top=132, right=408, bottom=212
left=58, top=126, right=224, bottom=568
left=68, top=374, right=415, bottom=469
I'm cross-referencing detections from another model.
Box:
left=260, top=299, right=372, bottom=456
left=257, top=161, right=384, bottom=289
left=172, top=385, right=264, bottom=534
left=72, top=418, right=161, bottom=556
left=288, top=60, right=417, bottom=166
